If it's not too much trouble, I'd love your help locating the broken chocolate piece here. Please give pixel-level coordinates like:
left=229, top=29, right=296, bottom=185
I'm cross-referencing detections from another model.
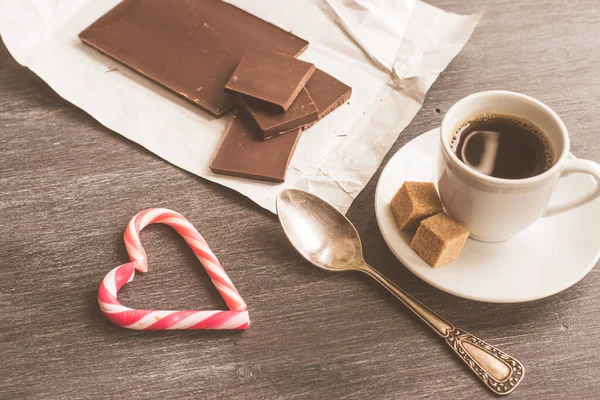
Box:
left=79, top=0, right=308, bottom=118
left=225, top=47, right=315, bottom=112
left=210, top=113, right=301, bottom=183
left=236, top=88, right=318, bottom=140
left=305, top=69, right=352, bottom=119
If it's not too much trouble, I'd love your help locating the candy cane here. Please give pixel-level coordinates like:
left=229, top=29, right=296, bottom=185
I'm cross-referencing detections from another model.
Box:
left=98, top=208, right=249, bottom=330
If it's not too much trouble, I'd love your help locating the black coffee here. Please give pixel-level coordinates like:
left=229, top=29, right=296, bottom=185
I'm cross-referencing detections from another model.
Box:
left=451, top=115, right=554, bottom=179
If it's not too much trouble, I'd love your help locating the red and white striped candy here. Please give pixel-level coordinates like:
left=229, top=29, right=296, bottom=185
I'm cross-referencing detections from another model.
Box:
left=98, top=208, right=249, bottom=330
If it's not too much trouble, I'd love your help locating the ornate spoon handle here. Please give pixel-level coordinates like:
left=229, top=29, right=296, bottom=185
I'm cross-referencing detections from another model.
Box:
left=362, top=265, right=524, bottom=395
left=445, top=327, right=524, bottom=395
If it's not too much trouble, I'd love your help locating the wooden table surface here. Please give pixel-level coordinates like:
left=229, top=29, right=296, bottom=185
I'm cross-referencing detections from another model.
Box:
left=1, top=1, right=599, bottom=399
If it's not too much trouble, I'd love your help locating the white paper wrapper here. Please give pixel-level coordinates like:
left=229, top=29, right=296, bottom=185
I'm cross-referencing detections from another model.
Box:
left=0, top=0, right=480, bottom=213
left=324, top=0, right=415, bottom=71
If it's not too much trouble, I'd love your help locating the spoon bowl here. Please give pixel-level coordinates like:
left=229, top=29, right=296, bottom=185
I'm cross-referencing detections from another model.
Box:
left=276, top=189, right=365, bottom=272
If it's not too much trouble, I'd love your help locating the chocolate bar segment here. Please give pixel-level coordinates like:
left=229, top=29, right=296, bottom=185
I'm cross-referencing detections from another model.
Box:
left=210, top=113, right=301, bottom=183
left=235, top=69, right=352, bottom=139
left=305, top=69, right=352, bottom=119
left=79, top=0, right=309, bottom=118
left=236, top=88, right=318, bottom=140
left=225, top=47, right=315, bottom=112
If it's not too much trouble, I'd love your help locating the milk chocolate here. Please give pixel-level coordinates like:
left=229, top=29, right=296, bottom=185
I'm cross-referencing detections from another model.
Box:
left=235, top=69, right=352, bottom=139
left=79, top=0, right=308, bottom=118
left=305, top=69, right=352, bottom=119
left=236, top=89, right=318, bottom=140
left=225, top=47, right=316, bottom=112
left=210, top=113, right=301, bottom=183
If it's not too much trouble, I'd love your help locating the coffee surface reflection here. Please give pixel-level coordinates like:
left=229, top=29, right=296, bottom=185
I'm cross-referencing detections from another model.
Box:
left=451, top=115, right=554, bottom=179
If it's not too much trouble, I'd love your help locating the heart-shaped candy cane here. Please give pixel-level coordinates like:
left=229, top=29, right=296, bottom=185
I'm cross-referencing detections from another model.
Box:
left=98, top=208, right=249, bottom=330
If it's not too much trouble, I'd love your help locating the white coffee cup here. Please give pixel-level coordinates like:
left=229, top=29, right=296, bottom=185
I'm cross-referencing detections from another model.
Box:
left=438, top=91, right=600, bottom=242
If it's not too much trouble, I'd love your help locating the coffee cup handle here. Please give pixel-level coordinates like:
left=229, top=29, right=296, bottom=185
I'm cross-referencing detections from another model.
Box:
left=544, top=159, right=600, bottom=217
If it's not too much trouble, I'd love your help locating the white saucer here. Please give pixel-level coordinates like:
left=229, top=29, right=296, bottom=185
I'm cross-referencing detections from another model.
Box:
left=375, top=128, right=600, bottom=303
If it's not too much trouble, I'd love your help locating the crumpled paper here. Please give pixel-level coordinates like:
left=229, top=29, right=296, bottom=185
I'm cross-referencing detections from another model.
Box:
left=325, top=0, right=415, bottom=72
left=0, top=0, right=480, bottom=213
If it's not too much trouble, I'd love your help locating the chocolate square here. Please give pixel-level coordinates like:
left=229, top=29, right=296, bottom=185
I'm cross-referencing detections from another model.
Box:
left=210, top=113, right=301, bottom=183
left=225, top=47, right=315, bottom=112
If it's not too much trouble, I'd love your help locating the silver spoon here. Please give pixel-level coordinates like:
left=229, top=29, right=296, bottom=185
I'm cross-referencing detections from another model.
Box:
left=276, top=189, right=524, bottom=396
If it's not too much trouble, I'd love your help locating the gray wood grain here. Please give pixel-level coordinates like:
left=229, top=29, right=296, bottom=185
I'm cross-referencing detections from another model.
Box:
left=1, top=0, right=599, bottom=398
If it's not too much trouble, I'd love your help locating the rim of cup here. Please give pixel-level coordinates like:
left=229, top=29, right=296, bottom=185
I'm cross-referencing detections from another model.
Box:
left=440, top=90, right=570, bottom=187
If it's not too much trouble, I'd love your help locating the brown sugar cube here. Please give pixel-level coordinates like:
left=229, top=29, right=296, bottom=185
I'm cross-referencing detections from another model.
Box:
left=390, top=182, right=443, bottom=231
left=410, top=212, right=469, bottom=268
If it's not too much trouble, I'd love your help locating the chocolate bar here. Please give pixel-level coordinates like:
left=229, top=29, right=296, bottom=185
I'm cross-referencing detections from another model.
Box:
left=79, top=0, right=309, bottom=117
